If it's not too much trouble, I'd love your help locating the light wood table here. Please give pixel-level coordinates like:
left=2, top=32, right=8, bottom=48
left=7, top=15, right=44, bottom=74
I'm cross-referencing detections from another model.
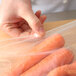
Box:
left=44, top=19, right=76, bottom=31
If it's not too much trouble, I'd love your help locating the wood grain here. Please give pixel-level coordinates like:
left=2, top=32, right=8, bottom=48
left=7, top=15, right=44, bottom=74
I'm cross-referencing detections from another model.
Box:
left=44, top=19, right=76, bottom=31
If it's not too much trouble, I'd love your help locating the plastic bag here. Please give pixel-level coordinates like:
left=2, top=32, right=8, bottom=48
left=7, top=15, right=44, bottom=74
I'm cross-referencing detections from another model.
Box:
left=0, top=20, right=76, bottom=75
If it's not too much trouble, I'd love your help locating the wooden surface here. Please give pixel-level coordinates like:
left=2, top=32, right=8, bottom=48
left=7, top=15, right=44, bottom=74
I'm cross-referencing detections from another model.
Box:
left=44, top=19, right=76, bottom=31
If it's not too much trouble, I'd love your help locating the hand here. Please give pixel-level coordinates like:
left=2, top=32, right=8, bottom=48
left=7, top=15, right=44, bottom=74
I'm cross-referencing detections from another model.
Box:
left=0, top=0, right=46, bottom=38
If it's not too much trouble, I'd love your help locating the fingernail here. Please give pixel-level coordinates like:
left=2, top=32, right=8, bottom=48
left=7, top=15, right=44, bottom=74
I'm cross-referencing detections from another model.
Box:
left=35, top=26, right=45, bottom=38
left=39, top=27, right=44, bottom=32
left=37, top=26, right=45, bottom=37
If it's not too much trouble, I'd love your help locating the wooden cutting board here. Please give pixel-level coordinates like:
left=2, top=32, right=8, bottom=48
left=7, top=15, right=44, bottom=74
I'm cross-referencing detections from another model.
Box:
left=0, top=19, right=76, bottom=74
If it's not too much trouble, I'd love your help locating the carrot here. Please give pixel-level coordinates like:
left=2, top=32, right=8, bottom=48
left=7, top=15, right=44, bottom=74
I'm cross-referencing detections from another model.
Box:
left=7, top=34, right=65, bottom=76
left=47, top=61, right=76, bottom=76
left=21, top=48, right=73, bottom=76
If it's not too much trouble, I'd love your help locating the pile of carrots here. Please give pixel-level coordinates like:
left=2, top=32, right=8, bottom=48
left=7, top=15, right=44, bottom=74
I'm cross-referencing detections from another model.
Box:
left=7, top=33, right=76, bottom=76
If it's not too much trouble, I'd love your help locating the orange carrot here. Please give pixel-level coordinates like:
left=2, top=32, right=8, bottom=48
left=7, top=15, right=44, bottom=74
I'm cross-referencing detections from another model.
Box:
left=47, top=61, right=76, bottom=76
left=7, top=34, right=65, bottom=76
left=21, top=48, right=73, bottom=76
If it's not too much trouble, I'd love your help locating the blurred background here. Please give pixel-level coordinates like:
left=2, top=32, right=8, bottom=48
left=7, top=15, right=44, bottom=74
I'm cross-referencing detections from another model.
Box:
left=0, top=0, right=76, bottom=22
left=31, top=0, right=76, bottom=22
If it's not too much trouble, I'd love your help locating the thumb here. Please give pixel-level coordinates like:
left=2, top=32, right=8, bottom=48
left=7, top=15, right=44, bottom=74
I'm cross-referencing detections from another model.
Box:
left=20, top=9, right=45, bottom=37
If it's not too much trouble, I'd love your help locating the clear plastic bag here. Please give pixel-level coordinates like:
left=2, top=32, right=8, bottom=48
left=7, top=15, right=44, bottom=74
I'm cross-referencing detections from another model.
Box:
left=0, top=20, right=76, bottom=75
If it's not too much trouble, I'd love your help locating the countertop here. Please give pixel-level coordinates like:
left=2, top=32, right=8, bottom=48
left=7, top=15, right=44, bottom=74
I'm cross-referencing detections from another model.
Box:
left=44, top=19, right=76, bottom=31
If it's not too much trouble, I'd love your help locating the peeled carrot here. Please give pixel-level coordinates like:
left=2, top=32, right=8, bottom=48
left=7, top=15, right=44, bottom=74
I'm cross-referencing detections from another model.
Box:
left=7, top=34, right=65, bottom=76
left=21, top=48, right=73, bottom=76
left=47, top=61, right=76, bottom=76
